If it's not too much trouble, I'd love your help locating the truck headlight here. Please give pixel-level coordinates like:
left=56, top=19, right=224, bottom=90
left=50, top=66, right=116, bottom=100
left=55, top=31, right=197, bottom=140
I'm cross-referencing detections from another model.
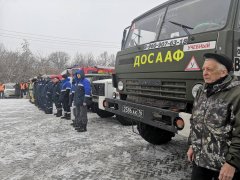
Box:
left=112, top=92, right=117, bottom=99
left=192, top=84, right=203, bottom=98
left=112, top=92, right=119, bottom=99
left=118, top=81, right=124, bottom=91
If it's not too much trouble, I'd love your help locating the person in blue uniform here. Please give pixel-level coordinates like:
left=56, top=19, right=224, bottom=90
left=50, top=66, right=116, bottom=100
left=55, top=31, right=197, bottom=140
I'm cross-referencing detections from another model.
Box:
left=59, top=74, right=71, bottom=120
left=73, top=70, right=91, bottom=132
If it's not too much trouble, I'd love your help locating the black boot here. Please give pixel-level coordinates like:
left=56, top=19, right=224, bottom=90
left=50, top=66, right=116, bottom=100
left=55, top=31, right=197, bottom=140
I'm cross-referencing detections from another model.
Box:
left=71, top=120, right=77, bottom=127
left=56, top=110, right=62, bottom=117
left=75, top=122, right=82, bottom=130
left=75, top=126, right=81, bottom=130
left=76, top=123, right=87, bottom=132
left=77, top=128, right=87, bottom=132
left=83, top=124, right=87, bottom=132
left=65, top=113, right=71, bottom=120
left=61, top=112, right=67, bottom=119
left=45, top=109, right=53, bottom=114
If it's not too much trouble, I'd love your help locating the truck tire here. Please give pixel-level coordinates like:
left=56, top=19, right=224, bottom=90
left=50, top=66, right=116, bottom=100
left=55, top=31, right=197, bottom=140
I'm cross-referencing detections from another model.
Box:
left=137, top=123, right=174, bottom=145
left=91, top=103, right=98, bottom=113
left=116, top=115, right=136, bottom=126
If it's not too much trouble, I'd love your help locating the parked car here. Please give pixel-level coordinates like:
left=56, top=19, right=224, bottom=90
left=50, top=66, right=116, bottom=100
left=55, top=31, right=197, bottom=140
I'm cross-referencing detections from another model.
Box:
left=4, top=83, right=16, bottom=98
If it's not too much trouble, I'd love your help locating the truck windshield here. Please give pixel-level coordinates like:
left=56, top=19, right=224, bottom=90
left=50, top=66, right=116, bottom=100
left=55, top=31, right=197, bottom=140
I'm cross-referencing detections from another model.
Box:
left=124, top=7, right=166, bottom=49
left=124, top=0, right=231, bottom=49
left=159, top=0, right=231, bottom=40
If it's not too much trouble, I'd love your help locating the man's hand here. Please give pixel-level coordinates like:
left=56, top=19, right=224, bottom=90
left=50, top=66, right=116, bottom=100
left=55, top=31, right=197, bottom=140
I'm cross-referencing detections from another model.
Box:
left=187, top=146, right=194, bottom=162
left=218, top=162, right=236, bottom=180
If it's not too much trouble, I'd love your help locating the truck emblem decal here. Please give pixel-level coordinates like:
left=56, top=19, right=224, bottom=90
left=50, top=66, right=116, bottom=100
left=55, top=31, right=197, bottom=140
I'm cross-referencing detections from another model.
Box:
left=183, top=41, right=216, bottom=52
left=134, top=49, right=184, bottom=68
left=185, top=56, right=200, bottom=71
left=143, top=37, right=188, bottom=50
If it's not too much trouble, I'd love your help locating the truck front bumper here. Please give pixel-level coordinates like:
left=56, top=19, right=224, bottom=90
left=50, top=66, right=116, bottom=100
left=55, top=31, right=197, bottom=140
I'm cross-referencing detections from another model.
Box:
left=105, top=98, right=180, bottom=133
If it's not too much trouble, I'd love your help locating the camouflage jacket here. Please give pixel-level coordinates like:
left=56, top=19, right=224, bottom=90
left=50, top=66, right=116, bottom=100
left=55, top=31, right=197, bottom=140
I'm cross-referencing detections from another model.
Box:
left=188, top=75, right=240, bottom=171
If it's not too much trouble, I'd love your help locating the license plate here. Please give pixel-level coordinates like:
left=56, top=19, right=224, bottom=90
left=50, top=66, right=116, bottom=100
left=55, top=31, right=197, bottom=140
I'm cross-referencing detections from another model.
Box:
left=122, top=105, right=144, bottom=118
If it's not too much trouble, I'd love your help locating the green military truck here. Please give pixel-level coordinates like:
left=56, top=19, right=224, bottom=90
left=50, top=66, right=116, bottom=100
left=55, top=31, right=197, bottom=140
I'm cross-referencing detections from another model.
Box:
left=104, top=0, right=240, bottom=145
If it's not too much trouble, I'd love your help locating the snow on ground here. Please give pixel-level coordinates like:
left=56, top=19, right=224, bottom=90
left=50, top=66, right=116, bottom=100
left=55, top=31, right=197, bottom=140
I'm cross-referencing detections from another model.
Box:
left=0, top=99, right=192, bottom=180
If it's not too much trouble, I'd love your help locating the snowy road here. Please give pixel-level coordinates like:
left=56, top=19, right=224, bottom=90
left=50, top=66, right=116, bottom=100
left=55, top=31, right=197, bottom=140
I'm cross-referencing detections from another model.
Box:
left=0, top=99, right=191, bottom=180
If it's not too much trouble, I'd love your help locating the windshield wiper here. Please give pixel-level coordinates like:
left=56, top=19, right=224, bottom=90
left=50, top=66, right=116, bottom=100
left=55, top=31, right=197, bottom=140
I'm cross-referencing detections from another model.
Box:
left=132, top=33, right=142, bottom=46
left=133, top=32, right=142, bottom=38
left=169, top=21, right=193, bottom=37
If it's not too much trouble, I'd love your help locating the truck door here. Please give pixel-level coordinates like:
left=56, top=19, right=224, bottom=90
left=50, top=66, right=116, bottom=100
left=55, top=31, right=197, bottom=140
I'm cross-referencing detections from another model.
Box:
left=234, top=0, right=240, bottom=78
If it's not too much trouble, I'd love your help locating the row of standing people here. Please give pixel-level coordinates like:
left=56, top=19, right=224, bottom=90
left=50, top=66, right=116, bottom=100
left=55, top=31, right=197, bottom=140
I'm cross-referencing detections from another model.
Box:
left=0, top=82, right=29, bottom=99
left=15, top=82, right=29, bottom=98
left=31, top=69, right=91, bottom=132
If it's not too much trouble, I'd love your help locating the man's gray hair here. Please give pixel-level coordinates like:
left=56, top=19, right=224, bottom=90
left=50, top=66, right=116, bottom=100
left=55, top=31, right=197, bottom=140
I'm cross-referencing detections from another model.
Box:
left=205, top=58, right=227, bottom=71
left=217, top=63, right=227, bottom=71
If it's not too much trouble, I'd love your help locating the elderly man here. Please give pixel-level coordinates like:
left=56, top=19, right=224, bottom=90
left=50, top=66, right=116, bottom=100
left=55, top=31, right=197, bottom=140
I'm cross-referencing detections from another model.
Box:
left=187, top=53, right=240, bottom=180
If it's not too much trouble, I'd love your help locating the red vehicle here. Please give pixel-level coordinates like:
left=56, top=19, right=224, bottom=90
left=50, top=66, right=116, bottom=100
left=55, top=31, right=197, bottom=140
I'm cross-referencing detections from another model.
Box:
left=72, top=66, right=114, bottom=76
left=49, top=74, right=62, bottom=80
left=62, top=66, right=114, bottom=77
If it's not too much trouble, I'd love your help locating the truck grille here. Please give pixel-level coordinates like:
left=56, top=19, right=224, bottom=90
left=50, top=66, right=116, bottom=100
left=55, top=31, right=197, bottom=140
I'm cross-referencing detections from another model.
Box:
left=92, top=83, right=105, bottom=96
left=125, top=80, right=186, bottom=100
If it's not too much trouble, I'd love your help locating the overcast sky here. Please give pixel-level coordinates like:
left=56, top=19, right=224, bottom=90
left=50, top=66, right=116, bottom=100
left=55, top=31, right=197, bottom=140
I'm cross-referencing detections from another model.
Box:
left=0, top=0, right=167, bottom=58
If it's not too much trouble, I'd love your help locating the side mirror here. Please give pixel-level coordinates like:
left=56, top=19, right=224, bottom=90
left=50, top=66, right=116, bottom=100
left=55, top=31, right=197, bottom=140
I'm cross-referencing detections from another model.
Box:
left=121, top=29, right=127, bottom=50
left=121, top=26, right=130, bottom=50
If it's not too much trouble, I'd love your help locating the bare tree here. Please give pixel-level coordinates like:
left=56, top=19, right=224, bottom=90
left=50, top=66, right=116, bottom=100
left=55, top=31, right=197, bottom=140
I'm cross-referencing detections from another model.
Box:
left=85, top=53, right=96, bottom=66
left=70, top=52, right=97, bottom=67
left=0, top=44, right=7, bottom=82
left=71, top=53, right=86, bottom=67
left=108, top=54, right=116, bottom=66
left=0, top=40, right=117, bottom=83
left=97, top=51, right=115, bottom=67
left=48, top=51, right=70, bottom=72
left=19, top=40, right=34, bottom=81
left=4, top=51, right=21, bottom=82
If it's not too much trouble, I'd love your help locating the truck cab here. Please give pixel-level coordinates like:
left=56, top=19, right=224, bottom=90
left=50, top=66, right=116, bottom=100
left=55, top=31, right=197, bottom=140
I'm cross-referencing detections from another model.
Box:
left=105, top=0, right=240, bottom=144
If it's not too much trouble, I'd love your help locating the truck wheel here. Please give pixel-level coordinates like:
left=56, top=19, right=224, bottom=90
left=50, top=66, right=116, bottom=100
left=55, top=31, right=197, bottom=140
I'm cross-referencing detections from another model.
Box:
left=137, top=123, right=174, bottom=145
left=91, top=103, right=98, bottom=113
left=116, top=115, right=136, bottom=126
left=96, top=108, right=115, bottom=118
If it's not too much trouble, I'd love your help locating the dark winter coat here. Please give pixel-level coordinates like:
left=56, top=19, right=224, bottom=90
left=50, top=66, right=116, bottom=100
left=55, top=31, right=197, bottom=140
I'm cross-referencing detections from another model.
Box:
left=14, top=83, right=20, bottom=97
left=53, top=81, right=61, bottom=103
left=45, top=81, right=54, bottom=107
left=188, top=75, right=240, bottom=171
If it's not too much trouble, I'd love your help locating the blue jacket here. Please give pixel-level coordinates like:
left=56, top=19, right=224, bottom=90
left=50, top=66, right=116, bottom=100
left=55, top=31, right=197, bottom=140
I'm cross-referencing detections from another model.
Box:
left=59, top=77, right=71, bottom=103
left=61, top=77, right=71, bottom=91
left=74, top=70, right=91, bottom=106
left=70, top=78, right=76, bottom=94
